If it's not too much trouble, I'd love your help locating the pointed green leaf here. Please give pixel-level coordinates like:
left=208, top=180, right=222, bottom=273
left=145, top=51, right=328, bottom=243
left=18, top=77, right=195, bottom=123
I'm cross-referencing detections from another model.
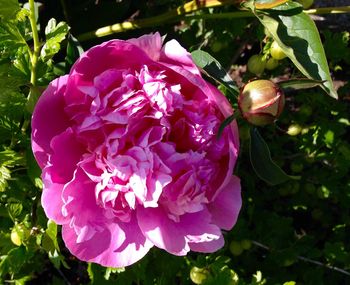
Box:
left=7, top=199, right=23, bottom=220
left=278, top=78, right=325, bottom=90
left=217, top=115, right=235, bottom=139
left=255, top=0, right=289, bottom=9
left=217, top=111, right=240, bottom=139
left=41, top=19, right=70, bottom=61
left=45, top=19, right=69, bottom=40
left=0, top=0, right=20, bottom=20
left=46, top=219, right=57, bottom=242
left=251, top=1, right=338, bottom=98
left=0, top=165, right=11, bottom=192
left=65, top=33, right=84, bottom=72
left=191, top=49, right=239, bottom=98
left=0, top=20, right=27, bottom=50
left=249, top=128, right=298, bottom=185
left=0, top=150, right=25, bottom=167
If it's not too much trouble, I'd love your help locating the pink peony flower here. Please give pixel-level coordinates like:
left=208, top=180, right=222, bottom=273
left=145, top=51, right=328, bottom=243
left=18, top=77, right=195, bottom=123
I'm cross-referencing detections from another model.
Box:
left=31, top=33, right=241, bottom=267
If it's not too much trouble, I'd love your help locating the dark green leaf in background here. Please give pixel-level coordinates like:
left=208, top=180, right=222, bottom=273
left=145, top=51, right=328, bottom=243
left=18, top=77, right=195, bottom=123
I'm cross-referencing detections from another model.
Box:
left=249, top=128, right=299, bottom=185
left=65, top=33, right=84, bottom=72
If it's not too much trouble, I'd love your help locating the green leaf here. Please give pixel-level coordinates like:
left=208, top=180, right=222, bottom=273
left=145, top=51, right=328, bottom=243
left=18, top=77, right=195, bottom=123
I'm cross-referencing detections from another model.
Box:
left=0, top=20, right=27, bottom=51
left=217, top=112, right=240, bottom=139
left=0, top=150, right=25, bottom=193
left=65, top=33, right=84, bottom=72
left=41, top=220, right=70, bottom=269
left=249, top=128, right=298, bottom=185
left=278, top=78, right=325, bottom=90
left=45, top=19, right=69, bottom=40
left=251, top=1, right=338, bottom=98
left=0, top=246, right=27, bottom=277
left=26, top=149, right=42, bottom=188
left=88, top=263, right=108, bottom=284
left=0, top=91, right=26, bottom=144
left=0, top=0, right=20, bottom=20
left=41, top=19, right=70, bottom=61
left=217, top=115, right=235, bottom=139
left=191, top=49, right=239, bottom=98
left=13, top=275, right=31, bottom=285
left=42, top=220, right=59, bottom=253
left=7, top=199, right=23, bottom=220
left=45, top=220, right=57, bottom=244
left=0, top=149, right=25, bottom=167
left=254, top=0, right=289, bottom=9
left=0, top=165, right=11, bottom=192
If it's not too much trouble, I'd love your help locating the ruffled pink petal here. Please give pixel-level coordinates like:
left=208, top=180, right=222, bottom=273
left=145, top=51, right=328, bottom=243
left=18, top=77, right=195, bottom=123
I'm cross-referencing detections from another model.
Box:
left=137, top=207, right=188, bottom=255
left=49, top=128, right=85, bottom=183
left=207, top=83, right=240, bottom=150
left=180, top=210, right=222, bottom=245
left=64, top=40, right=155, bottom=115
left=208, top=176, right=241, bottom=230
left=61, top=168, right=103, bottom=223
left=31, top=75, right=70, bottom=168
left=128, top=32, right=162, bottom=62
left=41, top=168, right=67, bottom=225
left=156, top=64, right=240, bottom=199
left=160, top=39, right=201, bottom=76
left=62, top=215, right=153, bottom=267
left=68, top=40, right=153, bottom=84
left=137, top=207, right=223, bottom=255
left=189, top=235, right=224, bottom=253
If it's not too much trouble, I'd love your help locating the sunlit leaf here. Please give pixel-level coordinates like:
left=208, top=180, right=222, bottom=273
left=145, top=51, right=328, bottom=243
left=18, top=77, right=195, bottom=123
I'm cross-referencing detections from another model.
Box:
left=255, top=0, right=289, bottom=9
left=191, top=49, right=239, bottom=98
left=247, top=1, right=338, bottom=98
left=7, top=199, right=23, bottom=220
left=0, top=0, right=20, bottom=20
left=41, top=19, right=70, bottom=61
left=278, top=78, right=325, bottom=90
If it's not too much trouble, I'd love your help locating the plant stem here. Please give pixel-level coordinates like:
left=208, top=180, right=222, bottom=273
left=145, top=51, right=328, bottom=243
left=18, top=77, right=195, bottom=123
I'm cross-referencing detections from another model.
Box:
left=26, top=0, right=42, bottom=113
left=77, top=0, right=238, bottom=41
left=28, top=0, right=40, bottom=86
left=77, top=4, right=350, bottom=41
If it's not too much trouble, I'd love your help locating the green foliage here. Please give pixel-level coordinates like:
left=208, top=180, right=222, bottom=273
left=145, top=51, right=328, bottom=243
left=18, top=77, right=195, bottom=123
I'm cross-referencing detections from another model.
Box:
left=0, top=0, right=349, bottom=284
left=41, top=19, right=70, bottom=61
left=0, top=0, right=20, bottom=20
left=65, top=34, right=84, bottom=72
left=245, top=0, right=338, bottom=98
left=249, top=128, right=298, bottom=185
left=191, top=49, right=239, bottom=97
left=323, top=30, right=350, bottom=65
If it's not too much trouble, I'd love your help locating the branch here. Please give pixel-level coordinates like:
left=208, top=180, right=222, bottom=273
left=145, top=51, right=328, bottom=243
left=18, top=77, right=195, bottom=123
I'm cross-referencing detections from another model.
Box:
left=77, top=3, right=350, bottom=42
left=77, top=0, right=239, bottom=41
left=252, top=240, right=350, bottom=277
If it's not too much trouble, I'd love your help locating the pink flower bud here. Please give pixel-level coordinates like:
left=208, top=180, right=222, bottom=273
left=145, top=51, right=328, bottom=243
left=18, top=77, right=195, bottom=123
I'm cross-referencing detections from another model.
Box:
left=238, top=80, right=285, bottom=126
